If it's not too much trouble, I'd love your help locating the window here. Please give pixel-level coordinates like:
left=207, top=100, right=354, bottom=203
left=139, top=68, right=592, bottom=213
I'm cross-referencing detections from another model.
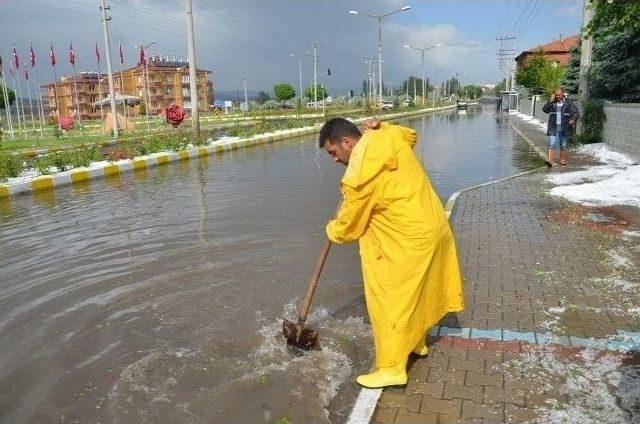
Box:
left=181, top=75, right=189, bottom=83
left=137, top=76, right=142, bottom=83
left=182, top=88, right=190, bottom=97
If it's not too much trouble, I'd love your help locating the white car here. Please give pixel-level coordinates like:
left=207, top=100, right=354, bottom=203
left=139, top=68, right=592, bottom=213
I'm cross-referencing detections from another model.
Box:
left=381, top=102, right=394, bottom=110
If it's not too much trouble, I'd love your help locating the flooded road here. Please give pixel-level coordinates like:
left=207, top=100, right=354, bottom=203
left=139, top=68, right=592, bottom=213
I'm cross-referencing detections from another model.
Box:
left=0, top=107, right=542, bottom=424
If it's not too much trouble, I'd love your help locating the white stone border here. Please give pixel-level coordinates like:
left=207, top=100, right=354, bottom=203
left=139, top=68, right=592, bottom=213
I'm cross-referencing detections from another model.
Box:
left=1, top=105, right=458, bottom=200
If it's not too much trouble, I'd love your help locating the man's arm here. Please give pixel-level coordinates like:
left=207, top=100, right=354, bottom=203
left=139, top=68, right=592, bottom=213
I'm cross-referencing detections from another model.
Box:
left=326, top=183, right=376, bottom=244
left=542, top=101, right=555, bottom=113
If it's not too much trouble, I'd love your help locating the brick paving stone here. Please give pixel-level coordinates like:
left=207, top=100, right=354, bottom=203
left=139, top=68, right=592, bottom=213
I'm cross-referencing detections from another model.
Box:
left=442, top=382, right=483, bottom=402
left=483, top=386, right=526, bottom=407
left=378, top=393, right=422, bottom=413
left=504, top=403, right=538, bottom=423
left=464, top=371, right=504, bottom=389
left=394, top=409, right=439, bottom=424
left=461, top=399, right=505, bottom=422
left=419, top=396, right=462, bottom=418
left=427, top=367, right=466, bottom=386
left=372, top=407, right=398, bottom=424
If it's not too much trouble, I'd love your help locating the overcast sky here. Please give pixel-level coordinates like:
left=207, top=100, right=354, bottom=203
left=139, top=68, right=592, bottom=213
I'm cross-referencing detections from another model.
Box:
left=1, top=0, right=582, bottom=96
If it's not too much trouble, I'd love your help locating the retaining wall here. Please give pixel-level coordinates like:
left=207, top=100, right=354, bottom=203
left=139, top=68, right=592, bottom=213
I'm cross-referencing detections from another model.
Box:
left=602, top=103, right=640, bottom=161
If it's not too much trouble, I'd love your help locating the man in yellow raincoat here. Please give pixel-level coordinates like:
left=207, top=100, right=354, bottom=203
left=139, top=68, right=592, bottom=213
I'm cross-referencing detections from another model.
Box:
left=319, top=118, right=464, bottom=388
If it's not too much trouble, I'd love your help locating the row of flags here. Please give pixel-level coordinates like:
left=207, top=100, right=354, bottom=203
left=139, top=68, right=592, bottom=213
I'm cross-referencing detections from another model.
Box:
left=1, top=43, right=149, bottom=78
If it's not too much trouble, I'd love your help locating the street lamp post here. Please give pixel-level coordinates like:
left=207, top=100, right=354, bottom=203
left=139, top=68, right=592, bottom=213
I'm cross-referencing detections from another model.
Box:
left=349, top=5, right=411, bottom=108
left=404, top=42, right=442, bottom=107
left=289, top=53, right=303, bottom=107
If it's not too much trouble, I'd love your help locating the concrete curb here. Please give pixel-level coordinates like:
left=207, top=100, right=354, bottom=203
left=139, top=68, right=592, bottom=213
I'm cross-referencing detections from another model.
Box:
left=0, top=105, right=456, bottom=200
left=509, top=119, right=548, bottom=161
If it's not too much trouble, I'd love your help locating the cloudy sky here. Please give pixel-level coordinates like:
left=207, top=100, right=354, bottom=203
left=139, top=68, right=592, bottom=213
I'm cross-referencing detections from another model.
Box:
left=1, top=0, right=582, bottom=96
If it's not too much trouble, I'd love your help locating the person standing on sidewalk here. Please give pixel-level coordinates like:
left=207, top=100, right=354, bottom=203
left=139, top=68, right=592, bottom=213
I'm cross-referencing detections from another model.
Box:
left=319, top=118, right=464, bottom=388
left=542, top=87, right=579, bottom=167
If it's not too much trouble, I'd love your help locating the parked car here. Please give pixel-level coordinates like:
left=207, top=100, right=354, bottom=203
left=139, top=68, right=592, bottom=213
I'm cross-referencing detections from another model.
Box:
left=381, top=102, right=394, bottom=110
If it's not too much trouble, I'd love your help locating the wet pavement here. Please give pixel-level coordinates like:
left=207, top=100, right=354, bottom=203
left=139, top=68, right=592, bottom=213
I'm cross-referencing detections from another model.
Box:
left=374, top=116, right=640, bottom=424
left=0, top=106, right=541, bottom=424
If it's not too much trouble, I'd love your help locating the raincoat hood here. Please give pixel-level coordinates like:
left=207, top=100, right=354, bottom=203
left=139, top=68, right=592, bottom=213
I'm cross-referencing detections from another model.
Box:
left=341, top=123, right=417, bottom=189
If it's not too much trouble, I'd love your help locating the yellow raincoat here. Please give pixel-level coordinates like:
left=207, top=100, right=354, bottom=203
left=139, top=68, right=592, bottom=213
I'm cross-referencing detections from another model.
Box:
left=326, top=123, right=464, bottom=368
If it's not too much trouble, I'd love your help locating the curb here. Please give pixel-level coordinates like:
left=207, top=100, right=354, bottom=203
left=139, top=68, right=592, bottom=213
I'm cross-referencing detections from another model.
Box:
left=0, top=105, right=456, bottom=201
left=443, top=167, right=545, bottom=220
left=509, top=119, right=548, bottom=161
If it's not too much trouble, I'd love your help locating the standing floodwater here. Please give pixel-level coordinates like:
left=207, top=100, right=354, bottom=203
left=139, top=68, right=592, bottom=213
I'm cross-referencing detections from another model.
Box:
left=0, top=107, right=541, bottom=424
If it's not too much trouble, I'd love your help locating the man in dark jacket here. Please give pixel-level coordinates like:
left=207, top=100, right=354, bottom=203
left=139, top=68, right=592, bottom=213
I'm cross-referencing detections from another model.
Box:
left=542, top=87, right=579, bottom=167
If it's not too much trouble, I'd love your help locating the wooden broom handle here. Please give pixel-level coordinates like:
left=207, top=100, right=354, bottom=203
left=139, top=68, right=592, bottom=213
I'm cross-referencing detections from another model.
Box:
left=297, top=238, right=332, bottom=324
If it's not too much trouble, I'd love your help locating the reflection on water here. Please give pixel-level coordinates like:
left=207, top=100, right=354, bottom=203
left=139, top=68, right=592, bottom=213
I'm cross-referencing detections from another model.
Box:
left=0, top=106, right=541, bottom=423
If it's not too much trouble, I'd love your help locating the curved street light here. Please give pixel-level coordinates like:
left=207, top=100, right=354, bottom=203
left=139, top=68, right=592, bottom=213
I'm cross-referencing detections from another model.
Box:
left=404, top=42, right=442, bottom=107
left=349, top=5, right=411, bottom=108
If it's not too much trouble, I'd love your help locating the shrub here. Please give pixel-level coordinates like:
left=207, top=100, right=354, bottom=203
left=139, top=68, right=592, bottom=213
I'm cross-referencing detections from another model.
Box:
left=572, top=99, right=607, bottom=145
left=0, top=151, right=22, bottom=182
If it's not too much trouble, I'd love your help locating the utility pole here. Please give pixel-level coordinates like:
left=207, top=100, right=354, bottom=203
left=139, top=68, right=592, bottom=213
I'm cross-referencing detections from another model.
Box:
left=242, top=77, right=248, bottom=113
left=185, top=0, right=200, bottom=138
left=308, top=42, right=320, bottom=108
left=99, top=0, right=119, bottom=138
left=578, top=0, right=594, bottom=107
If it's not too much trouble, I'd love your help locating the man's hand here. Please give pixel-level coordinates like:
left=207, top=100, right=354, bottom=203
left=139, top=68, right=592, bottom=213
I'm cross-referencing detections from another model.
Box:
left=568, top=120, right=575, bottom=126
left=550, top=93, right=556, bottom=102
left=359, top=119, right=381, bottom=133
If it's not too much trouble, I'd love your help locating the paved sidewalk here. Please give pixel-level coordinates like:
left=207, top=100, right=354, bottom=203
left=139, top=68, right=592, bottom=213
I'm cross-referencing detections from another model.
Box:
left=373, top=117, right=640, bottom=423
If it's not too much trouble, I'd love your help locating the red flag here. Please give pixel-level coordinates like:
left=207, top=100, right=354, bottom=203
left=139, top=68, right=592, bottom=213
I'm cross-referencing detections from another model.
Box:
left=29, top=45, right=36, bottom=68
left=0, top=55, right=3, bottom=78
left=12, top=46, right=20, bottom=69
left=119, top=42, right=124, bottom=65
left=24, top=68, right=28, bottom=80
left=94, top=41, right=100, bottom=64
left=68, top=42, right=75, bottom=66
left=49, top=44, right=56, bottom=67
left=138, top=45, right=146, bottom=66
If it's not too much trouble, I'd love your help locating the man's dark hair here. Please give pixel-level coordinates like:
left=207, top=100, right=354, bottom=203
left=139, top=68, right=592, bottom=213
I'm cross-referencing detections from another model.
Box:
left=318, top=118, right=361, bottom=148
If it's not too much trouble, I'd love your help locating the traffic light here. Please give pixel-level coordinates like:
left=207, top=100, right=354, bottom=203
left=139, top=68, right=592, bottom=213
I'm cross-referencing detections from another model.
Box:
left=327, top=68, right=331, bottom=76
left=349, top=90, right=354, bottom=98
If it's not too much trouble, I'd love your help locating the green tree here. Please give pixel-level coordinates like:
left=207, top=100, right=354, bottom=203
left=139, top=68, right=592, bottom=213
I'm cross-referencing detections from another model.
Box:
left=273, top=82, right=295, bottom=104
left=515, top=52, right=565, bottom=96
left=586, top=0, right=640, bottom=37
left=590, top=28, right=640, bottom=102
left=256, top=91, right=270, bottom=104
left=303, top=85, right=328, bottom=101
left=461, top=85, right=482, bottom=99
left=0, top=83, right=16, bottom=109
left=562, top=43, right=581, bottom=95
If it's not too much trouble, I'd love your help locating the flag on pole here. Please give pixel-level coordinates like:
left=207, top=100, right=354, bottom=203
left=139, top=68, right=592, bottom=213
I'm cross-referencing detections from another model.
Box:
left=119, top=42, right=124, bottom=65
left=68, top=42, right=75, bottom=66
left=49, top=44, right=56, bottom=67
left=138, top=45, right=146, bottom=66
left=95, top=41, right=101, bottom=64
left=12, top=46, right=20, bottom=69
left=30, top=45, right=36, bottom=68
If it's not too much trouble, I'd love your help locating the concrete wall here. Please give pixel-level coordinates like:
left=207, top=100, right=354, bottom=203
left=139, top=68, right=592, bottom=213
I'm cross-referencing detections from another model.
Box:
left=603, top=103, right=640, bottom=161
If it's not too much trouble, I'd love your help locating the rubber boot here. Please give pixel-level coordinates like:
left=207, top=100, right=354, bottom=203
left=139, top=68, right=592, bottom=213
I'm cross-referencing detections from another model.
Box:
left=412, top=338, right=429, bottom=357
left=356, top=358, right=408, bottom=388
